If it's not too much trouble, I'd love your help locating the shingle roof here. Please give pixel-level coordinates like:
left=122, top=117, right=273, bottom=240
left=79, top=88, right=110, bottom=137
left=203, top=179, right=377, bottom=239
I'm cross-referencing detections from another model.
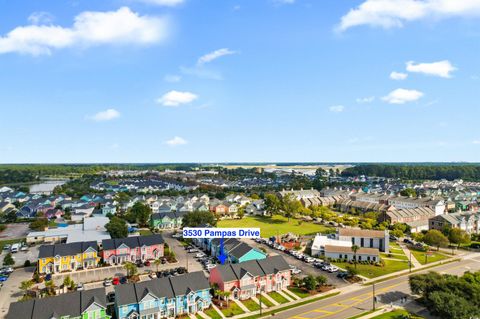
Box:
left=6, top=288, right=106, bottom=319
left=338, top=228, right=387, bottom=239
left=102, top=234, right=164, bottom=250
left=213, top=256, right=290, bottom=283
left=38, top=241, right=97, bottom=258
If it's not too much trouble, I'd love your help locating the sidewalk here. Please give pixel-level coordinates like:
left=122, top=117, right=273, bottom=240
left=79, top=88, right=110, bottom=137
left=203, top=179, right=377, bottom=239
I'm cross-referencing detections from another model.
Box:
left=399, top=243, right=421, bottom=268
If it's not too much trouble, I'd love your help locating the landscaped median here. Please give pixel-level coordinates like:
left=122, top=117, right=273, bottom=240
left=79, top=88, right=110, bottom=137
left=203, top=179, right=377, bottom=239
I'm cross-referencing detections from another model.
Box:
left=346, top=307, right=424, bottom=319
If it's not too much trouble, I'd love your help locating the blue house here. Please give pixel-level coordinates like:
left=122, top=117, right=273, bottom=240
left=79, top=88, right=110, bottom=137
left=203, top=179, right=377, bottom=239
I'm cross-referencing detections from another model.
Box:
left=115, top=271, right=211, bottom=319
left=210, top=238, right=267, bottom=263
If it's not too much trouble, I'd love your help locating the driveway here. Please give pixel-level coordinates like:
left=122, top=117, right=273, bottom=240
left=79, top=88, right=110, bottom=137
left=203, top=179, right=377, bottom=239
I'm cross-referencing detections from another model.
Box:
left=245, top=239, right=349, bottom=288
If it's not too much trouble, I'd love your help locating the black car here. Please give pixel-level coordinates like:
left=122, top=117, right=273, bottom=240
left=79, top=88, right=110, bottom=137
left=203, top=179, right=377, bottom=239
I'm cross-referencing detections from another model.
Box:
left=136, top=261, right=144, bottom=268
left=120, top=277, right=128, bottom=284
left=156, top=271, right=163, bottom=278
left=107, top=292, right=116, bottom=303
left=176, top=267, right=187, bottom=274
left=161, top=258, right=167, bottom=264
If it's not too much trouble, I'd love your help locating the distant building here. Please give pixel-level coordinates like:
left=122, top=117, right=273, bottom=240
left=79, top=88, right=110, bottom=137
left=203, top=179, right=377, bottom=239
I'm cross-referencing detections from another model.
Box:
left=337, top=228, right=389, bottom=253
left=324, top=245, right=380, bottom=262
left=429, top=211, right=480, bottom=234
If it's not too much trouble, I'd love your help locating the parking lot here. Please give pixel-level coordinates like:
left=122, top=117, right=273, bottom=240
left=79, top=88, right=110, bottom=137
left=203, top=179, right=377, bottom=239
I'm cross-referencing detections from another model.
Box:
left=0, top=223, right=29, bottom=240
left=245, top=239, right=350, bottom=288
left=0, top=245, right=39, bottom=268
left=0, top=267, right=35, bottom=318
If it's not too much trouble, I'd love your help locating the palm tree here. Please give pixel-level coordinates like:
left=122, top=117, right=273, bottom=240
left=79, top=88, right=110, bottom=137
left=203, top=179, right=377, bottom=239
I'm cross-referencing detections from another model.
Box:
left=154, top=258, right=161, bottom=273
left=351, top=245, right=360, bottom=269
left=124, top=262, right=138, bottom=278
left=19, top=280, right=33, bottom=293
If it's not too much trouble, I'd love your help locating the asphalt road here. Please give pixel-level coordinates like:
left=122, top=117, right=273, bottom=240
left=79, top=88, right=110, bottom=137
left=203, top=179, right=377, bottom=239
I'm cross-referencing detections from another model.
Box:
left=274, top=253, right=480, bottom=319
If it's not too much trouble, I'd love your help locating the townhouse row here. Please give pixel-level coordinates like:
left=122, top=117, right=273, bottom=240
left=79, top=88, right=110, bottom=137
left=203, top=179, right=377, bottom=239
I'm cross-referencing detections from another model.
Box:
left=38, top=234, right=164, bottom=274
left=193, top=237, right=267, bottom=263
left=8, top=256, right=292, bottom=319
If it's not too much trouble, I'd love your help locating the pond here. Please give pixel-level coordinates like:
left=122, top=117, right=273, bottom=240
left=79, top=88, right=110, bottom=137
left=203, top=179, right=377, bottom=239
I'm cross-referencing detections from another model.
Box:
left=29, top=180, right=67, bottom=194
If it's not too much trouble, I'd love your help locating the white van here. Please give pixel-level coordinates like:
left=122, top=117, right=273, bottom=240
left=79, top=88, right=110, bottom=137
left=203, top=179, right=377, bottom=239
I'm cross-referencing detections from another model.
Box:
left=10, top=243, right=21, bottom=253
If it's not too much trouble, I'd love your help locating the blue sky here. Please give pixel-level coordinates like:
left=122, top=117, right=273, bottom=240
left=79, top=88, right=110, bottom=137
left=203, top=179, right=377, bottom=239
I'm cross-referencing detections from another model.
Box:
left=0, top=0, right=480, bottom=163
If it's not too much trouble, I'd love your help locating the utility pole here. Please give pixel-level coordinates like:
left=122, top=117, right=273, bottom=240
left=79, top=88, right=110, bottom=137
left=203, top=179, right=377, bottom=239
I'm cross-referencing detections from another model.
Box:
left=372, top=282, right=376, bottom=311
left=409, top=250, right=412, bottom=273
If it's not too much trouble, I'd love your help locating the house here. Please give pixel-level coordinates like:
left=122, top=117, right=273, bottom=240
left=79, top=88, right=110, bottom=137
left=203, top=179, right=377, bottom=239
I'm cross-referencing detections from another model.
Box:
left=102, top=203, right=117, bottom=216
left=150, top=211, right=186, bottom=229
left=380, top=207, right=436, bottom=233
left=6, top=288, right=109, bottom=319
left=337, top=228, right=389, bottom=253
left=102, top=234, right=164, bottom=265
left=45, top=208, right=64, bottom=219
left=311, top=235, right=351, bottom=257
left=324, top=245, right=380, bottom=262
left=209, top=255, right=291, bottom=300
left=0, top=201, right=15, bottom=214
left=114, top=271, right=211, bottom=319
left=210, top=238, right=267, bottom=263
left=72, top=205, right=95, bottom=222
left=38, top=241, right=100, bottom=274
left=429, top=211, right=480, bottom=234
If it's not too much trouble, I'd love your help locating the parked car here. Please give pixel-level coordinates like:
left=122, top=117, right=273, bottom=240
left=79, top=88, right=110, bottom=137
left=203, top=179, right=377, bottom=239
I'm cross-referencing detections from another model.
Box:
left=45, top=274, right=52, bottom=281
left=112, top=277, right=120, bottom=285
left=3, top=244, right=11, bottom=251
left=304, top=257, right=315, bottom=263
left=195, top=252, right=206, bottom=258
left=20, top=246, right=28, bottom=252
left=136, top=261, right=144, bottom=268
left=188, top=248, right=199, bottom=253
left=107, top=292, right=115, bottom=303
left=144, top=260, right=151, bottom=267
left=103, top=279, right=112, bottom=287
left=0, top=267, right=13, bottom=274
left=120, top=277, right=128, bottom=284
left=291, top=268, right=302, bottom=275
left=0, top=276, right=8, bottom=282
left=161, top=258, right=167, bottom=264
left=176, top=267, right=187, bottom=274
left=77, top=283, right=84, bottom=291
left=337, top=271, right=349, bottom=279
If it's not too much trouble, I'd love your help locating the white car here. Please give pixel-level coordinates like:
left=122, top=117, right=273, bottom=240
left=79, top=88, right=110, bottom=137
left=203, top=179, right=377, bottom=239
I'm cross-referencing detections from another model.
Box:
left=195, top=252, right=206, bottom=258
left=291, top=268, right=302, bottom=275
left=206, top=264, right=216, bottom=271
left=327, top=265, right=339, bottom=273
left=304, top=257, right=315, bottom=263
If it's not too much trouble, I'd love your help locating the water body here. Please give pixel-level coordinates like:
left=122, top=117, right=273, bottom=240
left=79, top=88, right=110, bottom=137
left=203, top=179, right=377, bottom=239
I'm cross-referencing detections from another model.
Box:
left=29, top=180, right=67, bottom=195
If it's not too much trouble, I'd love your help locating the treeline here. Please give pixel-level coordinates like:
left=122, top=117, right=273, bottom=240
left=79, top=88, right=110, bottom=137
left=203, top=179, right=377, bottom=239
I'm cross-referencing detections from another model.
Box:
left=342, top=164, right=480, bottom=181
left=0, top=170, right=39, bottom=184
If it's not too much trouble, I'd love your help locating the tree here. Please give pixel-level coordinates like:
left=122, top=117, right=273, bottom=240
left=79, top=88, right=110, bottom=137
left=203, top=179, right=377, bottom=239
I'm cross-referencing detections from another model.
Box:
left=400, top=188, right=417, bottom=197
left=302, top=275, right=317, bottom=291
left=63, top=276, right=75, bottom=289
left=19, top=280, right=33, bottom=292
left=127, top=202, right=152, bottom=227
left=345, top=265, right=358, bottom=278
left=424, top=230, right=449, bottom=250
left=448, top=228, right=471, bottom=248
left=264, top=194, right=281, bottom=216
left=124, top=262, right=138, bottom=278
left=315, top=275, right=327, bottom=287
left=182, top=211, right=217, bottom=228
left=351, top=245, right=360, bottom=269
left=237, top=206, right=245, bottom=219
left=154, top=259, right=161, bottom=272
left=3, top=253, right=14, bottom=266
left=105, top=216, right=128, bottom=238
left=282, top=194, right=303, bottom=221
left=29, top=218, right=48, bottom=231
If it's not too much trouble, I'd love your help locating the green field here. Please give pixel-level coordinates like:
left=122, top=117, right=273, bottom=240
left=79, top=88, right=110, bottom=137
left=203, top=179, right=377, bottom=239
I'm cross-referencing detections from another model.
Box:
left=288, top=287, right=311, bottom=298
left=268, top=291, right=289, bottom=304
left=258, top=295, right=274, bottom=307
left=242, top=299, right=261, bottom=311
left=204, top=308, right=222, bottom=319
left=218, top=216, right=334, bottom=238
left=370, top=309, right=423, bottom=319
left=220, top=302, right=245, bottom=317
left=410, top=248, right=449, bottom=265
left=333, top=259, right=410, bottom=278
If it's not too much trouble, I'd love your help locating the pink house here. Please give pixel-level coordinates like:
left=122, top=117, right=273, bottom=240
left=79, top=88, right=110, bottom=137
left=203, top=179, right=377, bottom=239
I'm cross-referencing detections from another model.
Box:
left=209, top=255, right=291, bottom=300
left=101, top=234, right=164, bottom=265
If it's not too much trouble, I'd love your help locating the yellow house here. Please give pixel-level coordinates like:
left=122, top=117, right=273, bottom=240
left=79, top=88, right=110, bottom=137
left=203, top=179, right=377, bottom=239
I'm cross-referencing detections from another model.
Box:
left=38, top=241, right=100, bottom=274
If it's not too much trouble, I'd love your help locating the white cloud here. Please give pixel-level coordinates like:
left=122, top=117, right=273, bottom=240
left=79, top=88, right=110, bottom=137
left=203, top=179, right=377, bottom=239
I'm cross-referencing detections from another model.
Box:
left=273, top=0, right=296, bottom=4
left=390, top=71, right=408, bottom=80
left=28, top=12, right=54, bottom=25
left=337, top=0, right=480, bottom=32
left=473, top=140, right=480, bottom=145
left=406, top=60, right=457, bottom=78
left=157, top=90, right=198, bottom=107
left=90, top=109, right=121, bottom=121
left=197, top=48, right=236, bottom=65
left=329, top=105, right=345, bottom=112
left=164, top=74, right=182, bottom=82
left=382, top=88, right=424, bottom=104
left=0, top=7, right=168, bottom=55
left=165, top=136, right=187, bottom=146
left=356, top=96, right=375, bottom=103
left=134, top=0, right=184, bottom=6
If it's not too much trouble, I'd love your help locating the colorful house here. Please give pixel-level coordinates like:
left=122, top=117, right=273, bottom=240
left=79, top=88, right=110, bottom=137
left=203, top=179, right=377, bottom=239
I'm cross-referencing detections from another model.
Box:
left=209, top=255, right=292, bottom=300
left=38, top=241, right=100, bottom=274
left=6, top=287, right=110, bottom=319
left=115, top=271, right=211, bottom=319
left=102, top=234, right=164, bottom=265
left=210, top=238, right=267, bottom=263
left=150, top=211, right=186, bottom=229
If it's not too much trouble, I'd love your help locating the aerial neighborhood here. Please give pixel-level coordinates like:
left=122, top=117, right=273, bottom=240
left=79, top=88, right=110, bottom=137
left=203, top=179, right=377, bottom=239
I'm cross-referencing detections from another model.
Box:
left=0, top=164, right=479, bottom=319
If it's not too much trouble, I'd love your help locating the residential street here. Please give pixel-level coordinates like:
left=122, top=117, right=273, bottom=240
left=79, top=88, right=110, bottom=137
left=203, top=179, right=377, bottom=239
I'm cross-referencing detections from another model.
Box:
left=275, top=253, right=480, bottom=319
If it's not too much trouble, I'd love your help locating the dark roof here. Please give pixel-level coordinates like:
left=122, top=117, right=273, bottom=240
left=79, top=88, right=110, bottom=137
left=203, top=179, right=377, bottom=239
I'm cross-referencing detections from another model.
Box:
left=6, top=288, right=106, bottom=319
left=230, top=259, right=265, bottom=278
left=38, top=241, right=97, bottom=258
left=229, top=242, right=256, bottom=259
left=102, top=234, right=164, bottom=250
left=257, top=255, right=290, bottom=274
left=115, top=271, right=208, bottom=305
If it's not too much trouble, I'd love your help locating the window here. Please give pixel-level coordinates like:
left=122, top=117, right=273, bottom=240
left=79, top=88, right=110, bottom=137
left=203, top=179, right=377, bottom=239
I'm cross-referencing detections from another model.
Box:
left=370, top=238, right=373, bottom=247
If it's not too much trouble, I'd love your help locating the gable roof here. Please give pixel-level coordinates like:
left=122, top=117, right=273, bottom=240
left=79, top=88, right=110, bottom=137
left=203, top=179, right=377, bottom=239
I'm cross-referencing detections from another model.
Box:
left=102, top=234, right=164, bottom=250
left=38, top=241, right=97, bottom=258
left=213, top=256, right=290, bottom=283
left=6, top=288, right=106, bottom=319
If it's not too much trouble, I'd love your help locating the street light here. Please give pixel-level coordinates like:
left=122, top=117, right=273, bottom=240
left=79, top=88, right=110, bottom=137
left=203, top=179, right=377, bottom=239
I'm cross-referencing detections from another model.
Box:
left=372, top=282, right=376, bottom=311
left=409, top=250, right=412, bottom=273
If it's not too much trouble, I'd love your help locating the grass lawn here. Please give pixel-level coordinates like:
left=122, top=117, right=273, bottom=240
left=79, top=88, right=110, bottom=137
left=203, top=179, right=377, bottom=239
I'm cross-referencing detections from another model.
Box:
left=380, top=252, right=409, bottom=261
left=332, top=259, right=409, bottom=278
left=410, top=248, right=449, bottom=265
left=139, top=229, right=153, bottom=236
left=268, top=291, right=289, bottom=304
left=204, top=308, right=222, bottom=319
left=370, top=309, right=423, bottom=319
left=241, top=299, right=261, bottom=311
left=288, top=287, right=311, bottom=298
left=220, top=302, right=245, bottom=317
left=258, top=295, right=274, bottom=307
left=0, top=238, right=25, bottom=251
left=195, top=315, right=203, bottom=319
left=218, top=215, right=334, bottom=238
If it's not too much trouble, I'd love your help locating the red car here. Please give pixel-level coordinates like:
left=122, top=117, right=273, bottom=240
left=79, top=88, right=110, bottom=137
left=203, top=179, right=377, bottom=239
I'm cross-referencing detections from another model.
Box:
left=112, top=277, right=120, bottom=285
left=144, top=260, right=151, bottom=267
